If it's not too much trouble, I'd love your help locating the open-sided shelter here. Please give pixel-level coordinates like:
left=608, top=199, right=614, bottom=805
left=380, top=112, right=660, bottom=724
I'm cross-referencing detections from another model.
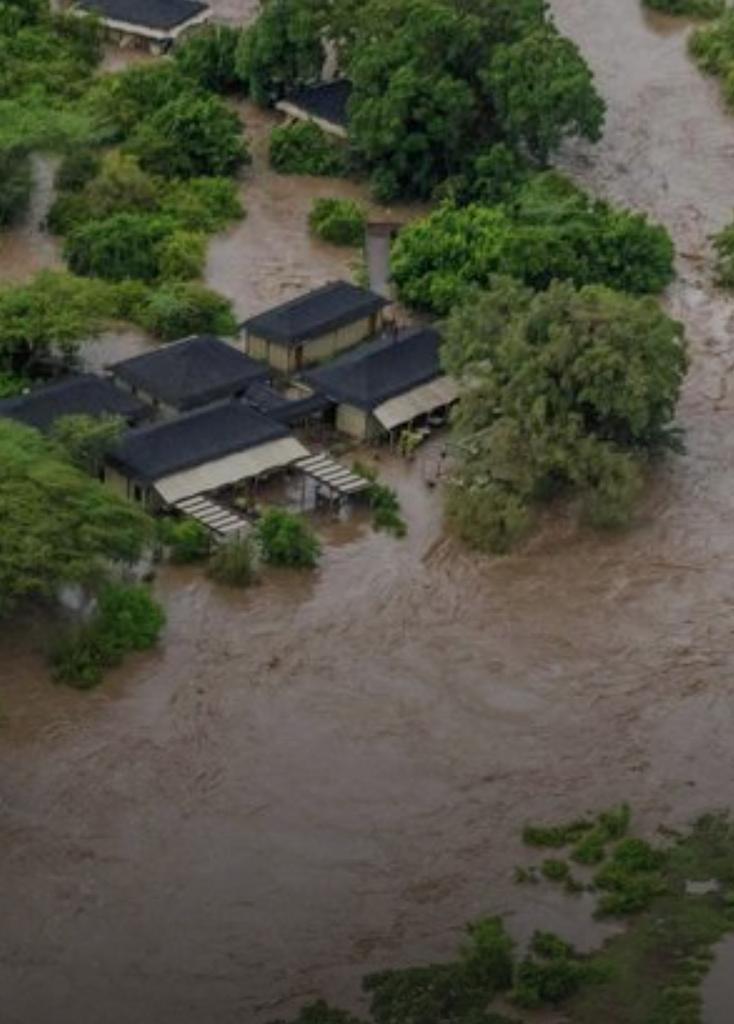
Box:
left=106, top=401, right=308, bottom=507
left=303, top=326, right=458, bottom=441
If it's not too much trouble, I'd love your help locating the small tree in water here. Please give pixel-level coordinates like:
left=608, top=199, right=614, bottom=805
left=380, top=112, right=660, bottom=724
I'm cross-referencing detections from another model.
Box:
left=256, top=508, right=321, bottom=569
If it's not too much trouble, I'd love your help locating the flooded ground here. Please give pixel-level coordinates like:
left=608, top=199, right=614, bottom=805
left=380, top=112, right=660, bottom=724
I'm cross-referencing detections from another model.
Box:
left=4, top=1, right=734, bottom=1022
left=0, top=155, right=61, bottom=284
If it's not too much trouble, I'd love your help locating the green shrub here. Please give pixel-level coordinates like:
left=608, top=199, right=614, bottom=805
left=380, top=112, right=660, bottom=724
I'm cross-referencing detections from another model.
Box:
left=0, top=147, right=32, bottom=227
left=593, top=860, right=668, bottom=916
left=0, top=372, right=30, bottom=397
left=309, top=197, right=366, bottom=246
left=541, top=858, right=570, bottom=882
left=174, top=24, right=242, bottom=93
left=612, top=837, right=667, bottom=872
left=572, top=827, right=608, bottom=865
left=460, top=916, right=515, bottom=992
left=158, top=176, right=244, bottom=232
left=55, top=148, right=101, bottom=192
left=136, top=282, right=237, bottom=340
left=690, top=11, right=734, bottom=82
left=157, top=230, right=207, bottom=282
left=521, top=817, right=595, bottom=848
left=64, top=213, right=174, bottom=282
left=158, top=517, right=211, bottom=563
left=51, top=583, right=165, bottom=689
left=208, top=536, right=257, bottom=587
left=512, top=931, right=590, bottom=1009
left=269, top=121, right=348, bottom=177
left=352, top=463, right=407, bottom=537
left=256, top=507, right=321, bottom=568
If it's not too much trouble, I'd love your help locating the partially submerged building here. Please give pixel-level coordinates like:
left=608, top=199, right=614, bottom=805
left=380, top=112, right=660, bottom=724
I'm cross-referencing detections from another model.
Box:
left=304, top=326, right=459, bottom=441
left=109, top=335, right=268, bottom=418
left=106, top=401, right=308, bottom=507
left=275, top=80, right=352, bottom=140
left=0, top=373, right=148, bottom=432
left=74, top=0, right=211, bottom=51
left=241, top=281, right=388, bottom=375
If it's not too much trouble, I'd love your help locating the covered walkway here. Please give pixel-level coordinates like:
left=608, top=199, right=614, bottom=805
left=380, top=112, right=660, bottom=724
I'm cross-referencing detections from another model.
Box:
left=173, top=495, right=250, bottom=538
left=294, top=453, right=371, bottom=496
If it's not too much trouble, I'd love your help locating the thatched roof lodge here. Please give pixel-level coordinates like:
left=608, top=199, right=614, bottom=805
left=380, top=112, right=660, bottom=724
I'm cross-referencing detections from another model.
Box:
left=241, top=281, right=388, bottom=375
left=74, top=0, right=211, bottom=49
left=106, top=401, right=308, bottom=507
left=0, top=374, right=149, bottom=432
left=109, top=335, right=268, bottom=418
left=304, top=326, right=458, bottom=441
left=275, top=80, right=352, bottom=140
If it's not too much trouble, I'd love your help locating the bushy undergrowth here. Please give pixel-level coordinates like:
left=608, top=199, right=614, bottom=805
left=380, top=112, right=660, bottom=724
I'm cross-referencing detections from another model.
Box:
left=51, top=583, right=165, bottom=689
left=158, top=517, right=211, bottom=563
left=256, top=507, right=321, bottom=568
left=353, top=461, right=407, bottom=537
left=208, top=537, right=257, bottom=587
left=690, top=10, right=734, bottom=104
left=309, top=197, right=366, bottom=246
left=269, top=121, right=348, bottom=177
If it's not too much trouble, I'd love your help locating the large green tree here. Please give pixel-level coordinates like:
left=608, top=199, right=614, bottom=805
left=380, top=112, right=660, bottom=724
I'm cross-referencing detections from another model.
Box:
left=0, top=419, right=151, bottom=617
left=443, top=278, right=688, bottom=551
left=235, top=0, right=326, bottom=105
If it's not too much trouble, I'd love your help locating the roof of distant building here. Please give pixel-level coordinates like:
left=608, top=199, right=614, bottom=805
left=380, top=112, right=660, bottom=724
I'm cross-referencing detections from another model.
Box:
left=241, top=281, right=388, bottom=348
left=109, top=401, right=289, bottom=482
left=280, top=80, right=352, bottom=129
left=76, top=0, right=209, bottom=31
left=244, top=382, right=332, bottom=425
left=110, top=336, right=268, bottom=412
left=303, top=326, right=444, bottom=411
left=0, top=374, right=148, bottom=432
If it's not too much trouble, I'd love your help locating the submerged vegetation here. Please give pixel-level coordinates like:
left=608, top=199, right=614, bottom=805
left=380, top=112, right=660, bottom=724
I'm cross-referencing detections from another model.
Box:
left=274, top=810, right=734, bottom=1024
left=690, top=9, right=734, bottom=101
left=269, top=121, right=348, bottom=177
left=644, top=0, right=725, bottom=16
left=309, top=197, right=366, bottom=246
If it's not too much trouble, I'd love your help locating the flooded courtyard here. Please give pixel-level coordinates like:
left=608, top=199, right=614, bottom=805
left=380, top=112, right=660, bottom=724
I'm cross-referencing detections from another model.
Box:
left=4, top=2, right=734, bottom=1022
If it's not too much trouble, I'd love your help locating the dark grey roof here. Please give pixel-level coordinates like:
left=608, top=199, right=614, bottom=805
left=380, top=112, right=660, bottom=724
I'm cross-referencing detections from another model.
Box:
left=244, top=383, right=331, bottom=424
left=77, top=0, right=208, bottom=30
left=110, top=336, right=267, bottom=412
left=109, top=401, right=288, bottom=481
left=282, top=80, right=352, bottom=129
left=303, top=326, right=443, bottom=411
left=241, top=281, right=388, bottom=348
left=0, top=374, right=148, bottom=432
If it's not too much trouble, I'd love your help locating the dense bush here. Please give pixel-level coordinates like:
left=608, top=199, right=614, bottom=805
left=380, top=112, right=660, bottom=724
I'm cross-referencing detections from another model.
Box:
left=157, top=230, right=207, bottom=282
left=158, top=176, right=244, bottom=232
left=269, top=121, right=348, bottom=177
left=64, top=213, right=174, bottom=282
left=49, top=152, right=158, bottom=233
left=136, top=282, right=237, bottom=340
left=309, top=197, right=365, bottom=245
left=127, top=94, right=249, bottom=180
left=690, top=11, right=734, bottom=106
left=174, top=25, right=243, bottom=93
left=54, top=147, right=101, bottom=193
left=512, top=931, right=591, bottom=1009
left=51, top=413, right=124, bottom=474
left=256, top=508, right=321, bottom=568
left=158, top=517, right=211, bottom=563
left=87, top=62, right=195, bottom=141
left=51, top=583, right=165, bottom=689
left=712, top=217, right=734, bottom=286
left=208, top=537, right=257, bottom=587
left=444, top=279, right=687, bottom=551
left=392, top=174, right=675, bottom=315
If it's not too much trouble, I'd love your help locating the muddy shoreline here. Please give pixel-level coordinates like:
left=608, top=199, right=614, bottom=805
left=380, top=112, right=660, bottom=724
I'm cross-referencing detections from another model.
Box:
left=4, top=3, right=734, bottom=1023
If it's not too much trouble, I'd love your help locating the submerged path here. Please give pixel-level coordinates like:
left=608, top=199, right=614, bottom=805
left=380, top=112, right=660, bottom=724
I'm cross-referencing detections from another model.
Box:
left=4, top=2, right=734, bottom=1022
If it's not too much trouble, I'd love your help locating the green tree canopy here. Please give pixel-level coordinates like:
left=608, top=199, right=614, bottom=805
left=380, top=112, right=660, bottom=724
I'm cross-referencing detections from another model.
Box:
left=174, top=24, right=243, bottom=93
left=235, top=0, right=326, bottom=105
left=391, top=174, right=674, bottom=314
left=0, top=419, right=151, bottom=617
left=443, top=277, right=688, bottom=551
left=126, top=93, right=249, bottom=179
left=50, top=413, right=125, bottom=475
left=487, top=27, right=604, bottom=162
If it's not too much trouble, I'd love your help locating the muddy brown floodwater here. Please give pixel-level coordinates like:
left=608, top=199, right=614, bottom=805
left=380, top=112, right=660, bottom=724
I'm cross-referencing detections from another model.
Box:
left=5, top=2, right=734, bottom=1022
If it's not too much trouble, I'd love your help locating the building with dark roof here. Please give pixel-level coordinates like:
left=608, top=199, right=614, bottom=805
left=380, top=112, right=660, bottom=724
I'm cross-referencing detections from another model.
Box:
left=241, top=281, right=388, bottom=375
left=275, top=80, right=352, bottom=139
left=106, top=401, right=308, bottom=506
left=244, top=381, right=332, bottom=426
left=0, top=374, right=149, bottom=433
left=303, top=326, right=459, bottom=440
left=109, top=335, right=268, bottom=417
left=74, top=0, right=210, bottom=48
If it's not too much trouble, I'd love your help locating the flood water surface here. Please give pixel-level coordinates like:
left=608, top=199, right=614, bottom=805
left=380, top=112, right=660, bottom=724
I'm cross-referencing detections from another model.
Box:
left=4, top=3, right=734, bottom=1023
